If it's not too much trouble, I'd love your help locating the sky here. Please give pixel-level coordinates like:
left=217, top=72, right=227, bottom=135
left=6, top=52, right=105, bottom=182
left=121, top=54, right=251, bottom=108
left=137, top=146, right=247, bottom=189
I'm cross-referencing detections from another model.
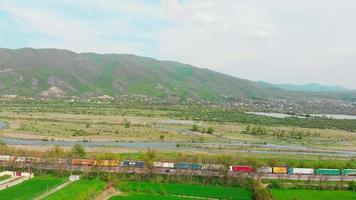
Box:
left=0, top=0, right=356, bottom=89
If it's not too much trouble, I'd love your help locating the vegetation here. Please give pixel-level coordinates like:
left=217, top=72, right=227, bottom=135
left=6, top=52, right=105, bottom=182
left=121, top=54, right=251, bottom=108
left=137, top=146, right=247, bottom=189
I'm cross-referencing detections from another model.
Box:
left=44, top=179, right=105, bottom=200
left=118, top=182, right=253, bottom=200
left=0, top=176, right=64, bottom=200
left=0, top=175, right=11, bottom=181
left=271, top=189, right=356, bottom=200
left=71, top=143, right=86, bottom=158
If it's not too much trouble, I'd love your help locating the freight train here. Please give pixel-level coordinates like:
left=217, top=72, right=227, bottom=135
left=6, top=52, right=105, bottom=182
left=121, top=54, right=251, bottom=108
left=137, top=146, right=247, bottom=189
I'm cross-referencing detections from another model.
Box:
left=0, top=155, right=355, bottom=176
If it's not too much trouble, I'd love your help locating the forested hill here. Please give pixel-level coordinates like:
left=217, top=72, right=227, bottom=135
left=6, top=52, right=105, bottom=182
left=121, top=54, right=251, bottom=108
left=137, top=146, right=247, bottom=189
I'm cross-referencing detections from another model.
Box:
left=0, top=48, right=355, bottom=105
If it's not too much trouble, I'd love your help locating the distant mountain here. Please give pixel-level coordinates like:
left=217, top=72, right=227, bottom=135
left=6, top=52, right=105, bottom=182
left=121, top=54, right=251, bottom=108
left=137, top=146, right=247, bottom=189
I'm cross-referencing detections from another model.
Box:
left=260, top=81, right=349, bottom=92
left=0, top=48, right=284, bottom=101
left=0, top=47, right=355, bottom=109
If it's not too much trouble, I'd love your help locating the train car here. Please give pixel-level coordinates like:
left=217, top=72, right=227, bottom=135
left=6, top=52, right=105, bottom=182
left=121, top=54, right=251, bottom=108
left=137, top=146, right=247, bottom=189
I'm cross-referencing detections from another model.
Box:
left=257, top=167, right=273, bottom=173
left=202, top=164, right=225, bottom=171
left=26, top=157, right=44, bottom=163
left=315, top=168, right=340, bottom=176
left=230, top=165, right=256, bottom=173
left=288, top=168, right=314, bottom=175
left=0, top=155, right=13, bottom=161
left=96, top=160, right=120, bottom=167
left=175, top=162, right=202, bottom=170
left=15, top=156, right=26, bottom=163
left=341, top=169, right=356, bottom=176
left=122, top=160, right=145, bottom=168
left=153, top=162, right=175, bottom=168
left=71, top=159, right=96, bottom=166
left=272, top=167, right=288, bottom=174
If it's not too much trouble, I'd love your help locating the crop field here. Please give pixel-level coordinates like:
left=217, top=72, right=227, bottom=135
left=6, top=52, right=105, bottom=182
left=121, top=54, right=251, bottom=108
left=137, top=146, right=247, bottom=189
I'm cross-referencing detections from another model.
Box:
left=1, top=110, right=355, bottom=151
left=0, top=175, right=11, bottom=181
left=110, top=194, right=197, bottom=200
left=44, top=179, right=105, bottom=200
left=271, top=189, right=356, bottom=200
left=116, top=182, right=253, bottom=200
left=0, top=176, right=65, bottom=200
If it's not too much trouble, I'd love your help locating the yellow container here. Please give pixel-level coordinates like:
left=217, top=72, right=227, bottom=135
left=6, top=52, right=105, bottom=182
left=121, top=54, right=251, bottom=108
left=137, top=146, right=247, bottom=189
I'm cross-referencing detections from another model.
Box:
left=273, top=167, right=288, bottom=174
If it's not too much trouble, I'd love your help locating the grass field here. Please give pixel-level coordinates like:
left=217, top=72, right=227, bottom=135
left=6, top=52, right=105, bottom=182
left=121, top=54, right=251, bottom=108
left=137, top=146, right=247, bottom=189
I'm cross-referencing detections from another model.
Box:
left=0, top=175, right=11, bottom=181
left=110, top=194, right=197, bottom=200
left=44, top=179, right=105, bottom=200
left=118, top=182, right=253, bottom=200
left=271, top=189, right=356, bottom=200
left=0, top=176, right=65, bottom=200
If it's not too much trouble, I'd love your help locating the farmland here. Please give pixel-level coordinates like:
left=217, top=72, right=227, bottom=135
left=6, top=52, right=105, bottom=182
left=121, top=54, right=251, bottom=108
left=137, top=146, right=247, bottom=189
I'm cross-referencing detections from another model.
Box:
left=0, top=176, right=65, bottom=200
left=44, top=179, right=105, bottom=200
left=114, top=182, right=253, bottom=200
left=271, top=189, right=356, bottom=200
left=0, top=175, right=10, bottom=181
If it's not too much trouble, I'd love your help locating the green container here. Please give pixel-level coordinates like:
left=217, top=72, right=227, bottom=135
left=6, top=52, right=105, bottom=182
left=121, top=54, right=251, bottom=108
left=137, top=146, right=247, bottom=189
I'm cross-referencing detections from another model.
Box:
left=315, top=169, right=340, bottom=175
left=341, top=169, right=356, bottom=176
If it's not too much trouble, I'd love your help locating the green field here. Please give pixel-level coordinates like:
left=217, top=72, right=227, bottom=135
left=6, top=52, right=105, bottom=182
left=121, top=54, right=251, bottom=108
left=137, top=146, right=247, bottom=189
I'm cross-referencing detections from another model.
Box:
left=111, top=194, right=196, bottom=200
left=0, top=175, right=11, bottom=181
left=0, top=176, right=64, bottom=200
left=271, top=189, right=356, bottom=200
left=117, top=182, right=253, bottom=200
left=44, top=179, right=105, bottom=200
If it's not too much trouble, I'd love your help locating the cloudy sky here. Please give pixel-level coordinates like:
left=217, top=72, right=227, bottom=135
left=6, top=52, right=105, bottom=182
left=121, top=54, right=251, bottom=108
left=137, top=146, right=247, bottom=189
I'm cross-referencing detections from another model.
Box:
left=1, top=0, right=356, bottom=89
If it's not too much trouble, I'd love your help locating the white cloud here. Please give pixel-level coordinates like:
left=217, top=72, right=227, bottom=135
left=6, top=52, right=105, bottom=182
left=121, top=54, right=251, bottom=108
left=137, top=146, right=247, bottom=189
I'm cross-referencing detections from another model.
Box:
left=1, top=0, right=356, bottom=88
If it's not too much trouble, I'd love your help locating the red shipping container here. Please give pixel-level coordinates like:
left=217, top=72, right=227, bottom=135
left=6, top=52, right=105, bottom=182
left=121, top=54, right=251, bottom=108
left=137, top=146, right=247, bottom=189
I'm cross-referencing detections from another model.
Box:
left=230, top=165, right=256, bottom=173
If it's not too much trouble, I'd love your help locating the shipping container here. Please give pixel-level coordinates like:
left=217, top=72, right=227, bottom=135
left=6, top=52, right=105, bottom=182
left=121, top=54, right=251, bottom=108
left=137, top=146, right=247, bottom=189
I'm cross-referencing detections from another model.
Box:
left=71, top=159, right=96, bottom=166
left=288, top=168, right=314, bottom=175
left=258, top=167, right=273, bottom=173
left=315, top=169, right=340, bottom=176
left=15, top=157, right=26, bottom=162
left=0, top=155, right=13, bottom=161
left=175, top=162, right=202, bottom=170
left=202, top=164, right=225, bottom=171
left=272, top=167, right=288, bottom=174
left=230, top=165, right=256, bottom=173
left=122, top=160, right=145, bottom=168
left=341, top=169, right=356, bottom=176
left=153, top=162, right=175, bottom=168
left=96, top=160, right=120, bottom=167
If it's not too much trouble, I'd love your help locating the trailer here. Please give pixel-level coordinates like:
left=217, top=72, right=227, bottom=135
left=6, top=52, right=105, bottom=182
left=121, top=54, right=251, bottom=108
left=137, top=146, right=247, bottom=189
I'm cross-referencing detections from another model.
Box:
left=230, top=165, right=256, bottom=173
left=315, top=169, right=340, bottom=176
left=153, top=162, right=175, bottom=168
left=288, top=168, right=314, bottom=175
left=272, top=167, right=288, bottom=174
left=175, top=162, right=202, bottom=170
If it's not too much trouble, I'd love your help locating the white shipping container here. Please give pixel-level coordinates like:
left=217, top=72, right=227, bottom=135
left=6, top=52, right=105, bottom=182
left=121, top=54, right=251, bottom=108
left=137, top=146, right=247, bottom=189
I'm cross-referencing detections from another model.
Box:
left=15, top=157, right=26, bottom=162
left=290, top=168, right=314, bottom=175
left=258, top=167, right=273, bottom=173
left=202, top=164, right=224, bottom=171
left=153, top=162, right=175, bottom=168
left=0, top=155, right=12, bottom=161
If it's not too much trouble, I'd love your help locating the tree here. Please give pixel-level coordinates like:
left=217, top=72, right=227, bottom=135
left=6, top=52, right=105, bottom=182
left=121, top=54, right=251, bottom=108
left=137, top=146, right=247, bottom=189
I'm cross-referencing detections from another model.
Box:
left=191, top=124, right=199, bottom=132
left=159, top=135, right=165, bottom=141
left=47, top=145, right=65, bottom=158
left=207, top=126, right=215, bottom=134
left=71, top=143, right=86, bottom=158
left=0, top=140, right=7, bottom=154
left=123, top=119, right=131, bottom=128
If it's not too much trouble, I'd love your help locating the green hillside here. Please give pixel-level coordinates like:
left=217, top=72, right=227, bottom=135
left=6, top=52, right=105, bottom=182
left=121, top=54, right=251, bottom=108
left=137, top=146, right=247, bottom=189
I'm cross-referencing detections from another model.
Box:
left=0, top=48, right=279, bottom=101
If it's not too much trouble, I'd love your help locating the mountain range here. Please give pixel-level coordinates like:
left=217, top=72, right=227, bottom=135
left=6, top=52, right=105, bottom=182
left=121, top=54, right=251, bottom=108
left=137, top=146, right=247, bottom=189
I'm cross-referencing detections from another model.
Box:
left=0, top=48, right=355, bottom=105
left=260, top=81, right=349, bottom=92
